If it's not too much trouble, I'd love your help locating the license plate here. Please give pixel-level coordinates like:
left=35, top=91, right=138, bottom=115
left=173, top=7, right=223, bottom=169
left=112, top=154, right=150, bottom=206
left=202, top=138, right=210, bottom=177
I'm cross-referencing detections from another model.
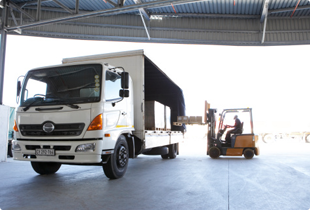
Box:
left=35, top=149, right=55, bottom=156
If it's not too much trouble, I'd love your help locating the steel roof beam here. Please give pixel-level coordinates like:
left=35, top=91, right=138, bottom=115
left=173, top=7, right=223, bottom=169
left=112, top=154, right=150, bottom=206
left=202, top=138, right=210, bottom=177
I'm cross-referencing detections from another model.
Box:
left=118, top=0, right=126, bottom=7
left=134, top=0, right=150, bottom=21
left=106, top=0, right=118, bottom=7
left=139, top=9, right=150, bottom=40
left=53, top=0, right=75, bottom=14
left=9, top=7, right=18, bottom=26
left=9, top=8, right=22, bottom=34
left=260, top=0, right=269, bottom=23
left=12, top=28, right=310, bottom=46
left=152, top=13, right=260, bottom=19
left=268, top=5, right=310, bottom=14
left=5, top=0, right=209, bottom=31
left=9, top=4, right=310, bottom=21
left=9, top=1, right=35, bottom=21
left=36, top=0, right=41, bottom=21
left=20, top=0, right=52, bottom=8
left=75, top=0, right=79, bottom=14
left=261, top=11, right=268, bottom=44
left=25, top=20, right=261, bottom=33
left=10, top=19, right=309, bottom=34
left=15, top=6, right=310, bottom=20
left=261, top=0, right=269, bottom=44
left=139, top=8, right=150, bottom=20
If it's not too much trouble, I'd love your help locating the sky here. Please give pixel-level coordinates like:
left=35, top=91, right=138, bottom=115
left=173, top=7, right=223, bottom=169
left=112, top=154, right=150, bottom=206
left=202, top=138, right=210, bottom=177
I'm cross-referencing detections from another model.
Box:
left=3, top=35, right=310, bottom=132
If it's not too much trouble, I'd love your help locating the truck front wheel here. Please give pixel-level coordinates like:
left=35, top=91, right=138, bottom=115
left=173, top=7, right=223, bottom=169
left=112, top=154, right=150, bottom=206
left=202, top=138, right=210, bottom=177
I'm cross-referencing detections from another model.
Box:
left=103, top=135, right=129, bottom=179
left=31, top=162, right=61, bottom=175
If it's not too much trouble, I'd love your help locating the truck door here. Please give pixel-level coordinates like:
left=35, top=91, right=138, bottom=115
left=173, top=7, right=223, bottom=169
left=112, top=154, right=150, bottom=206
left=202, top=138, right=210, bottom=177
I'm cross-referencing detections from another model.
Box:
left=105, top=71, right=128, bottom=128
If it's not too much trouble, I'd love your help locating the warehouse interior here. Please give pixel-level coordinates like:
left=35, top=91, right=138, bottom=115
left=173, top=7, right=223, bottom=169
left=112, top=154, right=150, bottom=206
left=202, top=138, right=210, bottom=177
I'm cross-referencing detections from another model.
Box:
left=2, top=0, right=310, bottom=104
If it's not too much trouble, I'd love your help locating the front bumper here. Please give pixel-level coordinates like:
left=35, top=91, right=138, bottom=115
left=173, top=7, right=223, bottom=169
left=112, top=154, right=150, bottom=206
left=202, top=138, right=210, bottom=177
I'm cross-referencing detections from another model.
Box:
left=12, top=139, right=105, bottom=164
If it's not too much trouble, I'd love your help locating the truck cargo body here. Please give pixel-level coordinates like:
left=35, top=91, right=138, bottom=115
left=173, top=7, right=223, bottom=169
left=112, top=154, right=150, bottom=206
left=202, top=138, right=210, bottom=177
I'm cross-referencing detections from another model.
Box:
left=12, top=50, right=185, bottom=178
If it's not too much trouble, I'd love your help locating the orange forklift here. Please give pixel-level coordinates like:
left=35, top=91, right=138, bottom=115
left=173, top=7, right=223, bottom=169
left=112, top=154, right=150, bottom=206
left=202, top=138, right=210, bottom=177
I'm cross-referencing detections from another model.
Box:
left=206, top=107, right=259, bottom=159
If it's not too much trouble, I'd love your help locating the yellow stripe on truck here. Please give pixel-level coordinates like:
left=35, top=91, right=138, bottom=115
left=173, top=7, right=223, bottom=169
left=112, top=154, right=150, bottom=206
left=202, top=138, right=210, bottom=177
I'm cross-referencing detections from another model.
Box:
left=116, top=125, right=134, bottom=128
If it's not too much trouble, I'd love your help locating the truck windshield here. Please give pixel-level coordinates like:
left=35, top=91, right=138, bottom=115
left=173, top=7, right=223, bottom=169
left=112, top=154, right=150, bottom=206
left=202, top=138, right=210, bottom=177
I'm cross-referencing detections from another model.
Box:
left=20, top=64, right=102, bottom=107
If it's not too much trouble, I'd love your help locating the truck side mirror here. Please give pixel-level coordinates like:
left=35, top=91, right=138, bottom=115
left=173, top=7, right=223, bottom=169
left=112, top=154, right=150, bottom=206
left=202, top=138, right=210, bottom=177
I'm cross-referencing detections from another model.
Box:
left=119, top=89, right=129, bottom=98
left=17, top=81, right=21, bottom=97
left=121, top=72, right=129, bottom=89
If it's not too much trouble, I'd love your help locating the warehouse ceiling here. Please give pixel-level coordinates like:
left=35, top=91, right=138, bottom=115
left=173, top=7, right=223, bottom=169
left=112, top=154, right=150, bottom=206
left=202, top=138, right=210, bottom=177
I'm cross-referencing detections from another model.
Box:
left=1, top=0, right=310, bottom=46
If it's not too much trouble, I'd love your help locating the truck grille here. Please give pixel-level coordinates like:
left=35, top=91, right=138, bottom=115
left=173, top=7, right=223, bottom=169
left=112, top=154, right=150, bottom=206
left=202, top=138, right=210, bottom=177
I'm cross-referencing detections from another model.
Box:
left=25, top=145, right=71, bottom=151
left=19, top=123, right=85, bottom=136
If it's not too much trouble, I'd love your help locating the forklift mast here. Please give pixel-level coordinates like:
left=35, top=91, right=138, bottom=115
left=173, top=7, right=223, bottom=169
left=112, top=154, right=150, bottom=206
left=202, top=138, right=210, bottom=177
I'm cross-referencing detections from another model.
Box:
left=207, top=108, right=217, bottom=139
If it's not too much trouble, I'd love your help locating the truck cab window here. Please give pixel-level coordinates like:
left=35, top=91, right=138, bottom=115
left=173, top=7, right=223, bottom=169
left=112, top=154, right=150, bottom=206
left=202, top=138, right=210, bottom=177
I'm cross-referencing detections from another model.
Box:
left=105, top=71, right=121, bottom=101
left=20, top=64, right=102, bottom=107
left=23, top=79, right=47, bottom=101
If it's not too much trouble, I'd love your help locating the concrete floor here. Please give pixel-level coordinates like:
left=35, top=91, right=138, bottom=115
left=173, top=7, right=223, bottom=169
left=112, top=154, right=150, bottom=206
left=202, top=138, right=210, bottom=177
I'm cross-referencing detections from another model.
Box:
left=1, top=140, right=310, bottom=210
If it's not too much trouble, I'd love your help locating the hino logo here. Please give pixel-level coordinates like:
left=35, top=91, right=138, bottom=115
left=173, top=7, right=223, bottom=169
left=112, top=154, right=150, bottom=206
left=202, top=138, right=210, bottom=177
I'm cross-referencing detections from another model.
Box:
left=43, top=122, right=55, bottom=133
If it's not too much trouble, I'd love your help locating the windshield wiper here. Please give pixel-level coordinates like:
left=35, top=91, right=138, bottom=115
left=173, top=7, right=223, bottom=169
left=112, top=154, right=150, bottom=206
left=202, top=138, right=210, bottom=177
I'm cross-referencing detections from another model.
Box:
left=65, top=103, right=80, bottom=109
left=23, top=100, right=42, bottom=111
left=24, top=97, right=80, bottom=111
left=46, top=98, right=80, bottom=109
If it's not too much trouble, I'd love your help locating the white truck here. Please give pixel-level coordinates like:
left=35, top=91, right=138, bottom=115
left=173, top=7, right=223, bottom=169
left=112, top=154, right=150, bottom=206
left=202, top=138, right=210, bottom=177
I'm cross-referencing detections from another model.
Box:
left=12, top=50, right=185, bottom=179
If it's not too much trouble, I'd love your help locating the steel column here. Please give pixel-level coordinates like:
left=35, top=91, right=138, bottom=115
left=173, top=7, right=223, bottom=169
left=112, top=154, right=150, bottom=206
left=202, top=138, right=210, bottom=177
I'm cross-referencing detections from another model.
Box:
left=260, top=0, right=269, bottom=23
left=0, top=0, right=8, bottom=105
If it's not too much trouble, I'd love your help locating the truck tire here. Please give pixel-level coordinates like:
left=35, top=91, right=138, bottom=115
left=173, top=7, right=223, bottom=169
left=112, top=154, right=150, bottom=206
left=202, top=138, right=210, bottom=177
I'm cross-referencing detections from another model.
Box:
left=262, top=134, right=274, bottom=143
left=161, top=153, right=169, bottom=159
left=31, top=162, right=61, bottom=175
left=7, top=144, right=13, bottom=157
left=161, top=143, right=178, bottom=159
left=244, top=149, right=254, bottom=159
left=169, top=143, right=178, bottom=159
left=103, top=135, right=129, bottom=179
left=209, top=147, right=220, bottom=159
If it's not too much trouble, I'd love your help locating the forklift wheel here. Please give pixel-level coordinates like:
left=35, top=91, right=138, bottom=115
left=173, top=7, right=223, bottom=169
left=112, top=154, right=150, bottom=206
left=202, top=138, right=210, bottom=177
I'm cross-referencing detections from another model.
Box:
left=244, top=149, right=254, bottom=159
left=209, top=147, right=221, bottom=159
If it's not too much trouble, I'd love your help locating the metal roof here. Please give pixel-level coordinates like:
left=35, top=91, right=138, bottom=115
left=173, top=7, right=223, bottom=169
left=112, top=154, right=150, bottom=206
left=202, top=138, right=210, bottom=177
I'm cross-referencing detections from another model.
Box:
left=1, top=0, right=310, bottom=45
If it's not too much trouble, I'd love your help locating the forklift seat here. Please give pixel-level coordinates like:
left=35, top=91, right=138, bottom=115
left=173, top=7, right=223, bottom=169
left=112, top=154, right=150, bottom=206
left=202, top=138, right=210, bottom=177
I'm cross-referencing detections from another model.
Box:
left=234, top=122, right=244, bottom=135
left=230, top=122, right=244, bottom=147
left=222, top=122, right=244, bottom=145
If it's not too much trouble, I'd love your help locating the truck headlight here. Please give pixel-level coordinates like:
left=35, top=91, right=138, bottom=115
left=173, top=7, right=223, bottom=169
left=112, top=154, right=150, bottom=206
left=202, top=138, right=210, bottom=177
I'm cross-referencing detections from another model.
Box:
left=76, top=143, right=96, bottom=152
left=12, top=141, right=21, bottom=151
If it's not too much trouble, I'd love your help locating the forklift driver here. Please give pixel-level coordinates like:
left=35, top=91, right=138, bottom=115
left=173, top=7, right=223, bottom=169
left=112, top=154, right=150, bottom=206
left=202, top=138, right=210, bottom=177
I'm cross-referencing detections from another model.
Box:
left=225, top=115, right=242, bottom=142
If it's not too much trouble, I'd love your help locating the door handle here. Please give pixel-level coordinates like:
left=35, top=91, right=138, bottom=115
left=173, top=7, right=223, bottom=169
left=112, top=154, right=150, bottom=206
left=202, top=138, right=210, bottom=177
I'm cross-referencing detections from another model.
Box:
left=122, top=112, right=127, bottom=116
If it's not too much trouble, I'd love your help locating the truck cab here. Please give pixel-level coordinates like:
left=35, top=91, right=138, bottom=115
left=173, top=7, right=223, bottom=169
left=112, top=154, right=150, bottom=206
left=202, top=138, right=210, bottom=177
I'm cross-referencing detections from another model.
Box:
left=13, top=62, right=133, bottom=177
